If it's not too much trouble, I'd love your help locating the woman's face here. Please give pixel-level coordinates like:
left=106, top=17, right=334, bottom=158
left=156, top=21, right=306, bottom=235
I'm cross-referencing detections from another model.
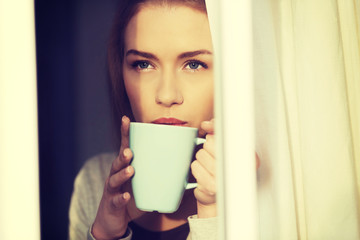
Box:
left=123, top=4, right=213, bottom=135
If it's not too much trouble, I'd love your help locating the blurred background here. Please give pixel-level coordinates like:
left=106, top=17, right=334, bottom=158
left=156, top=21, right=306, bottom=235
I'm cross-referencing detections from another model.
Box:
left=35, top=0, right=118, bottom=238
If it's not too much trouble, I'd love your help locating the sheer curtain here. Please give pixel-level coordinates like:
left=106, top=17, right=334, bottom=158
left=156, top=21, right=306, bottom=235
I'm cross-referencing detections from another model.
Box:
left=207, top=0, right=360, bottom=239
left=256, top=0, right=360, bottom=239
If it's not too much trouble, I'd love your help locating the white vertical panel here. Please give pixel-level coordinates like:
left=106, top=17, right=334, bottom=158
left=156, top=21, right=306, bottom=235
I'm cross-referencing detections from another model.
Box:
left=0, top=0, right=40, bottom=239
left=208, top=0, right=258, bottom=239
left=222, top=0, right=257, bottom=237
left=205, top=0, right=226, bottom=239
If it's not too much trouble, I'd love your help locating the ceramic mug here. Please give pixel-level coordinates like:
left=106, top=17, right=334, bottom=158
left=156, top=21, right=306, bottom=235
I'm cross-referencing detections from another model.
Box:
left=129, top=122, right=205, bottom=213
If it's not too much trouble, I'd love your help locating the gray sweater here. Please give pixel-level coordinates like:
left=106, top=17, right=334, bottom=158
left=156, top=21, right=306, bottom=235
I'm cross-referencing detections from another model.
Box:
left=68, top=153, right=217, bottom=240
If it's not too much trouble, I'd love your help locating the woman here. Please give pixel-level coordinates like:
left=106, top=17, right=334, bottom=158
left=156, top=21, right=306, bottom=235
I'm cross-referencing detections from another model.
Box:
left=69, top=0, right=217, bottom=239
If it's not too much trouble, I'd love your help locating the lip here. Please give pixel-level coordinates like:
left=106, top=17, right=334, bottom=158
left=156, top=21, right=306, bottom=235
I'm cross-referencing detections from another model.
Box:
left=151, top=118, right=188, bottom=126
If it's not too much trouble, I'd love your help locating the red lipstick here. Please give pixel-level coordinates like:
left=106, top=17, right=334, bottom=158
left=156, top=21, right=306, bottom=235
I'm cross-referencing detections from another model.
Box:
left=151, top=118, right=187, bottom=126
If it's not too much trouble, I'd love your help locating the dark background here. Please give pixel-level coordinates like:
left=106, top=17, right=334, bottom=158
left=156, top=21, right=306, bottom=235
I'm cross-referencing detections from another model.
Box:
left=35, top=1, right=118, bottom=239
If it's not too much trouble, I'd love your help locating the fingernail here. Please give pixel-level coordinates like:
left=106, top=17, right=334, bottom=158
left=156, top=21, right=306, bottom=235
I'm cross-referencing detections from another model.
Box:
left=126, top=166, right=132, bottom=174
left=122, top=192, right=129, bottom=200
left=123, top=148, right=131, bottom=158
left=122, top=115, right=126, bottom=123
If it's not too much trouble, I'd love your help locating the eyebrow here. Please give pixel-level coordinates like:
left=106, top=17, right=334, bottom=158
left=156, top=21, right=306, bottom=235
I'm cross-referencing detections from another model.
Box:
left=125, top=49, right=159, bottom=60
left=125, top=49, right=212, bottom=60
left=178, top=50, right=212, bottom=59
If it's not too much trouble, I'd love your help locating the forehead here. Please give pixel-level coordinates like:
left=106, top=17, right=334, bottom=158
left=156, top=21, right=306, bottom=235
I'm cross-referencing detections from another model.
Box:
left=124, top=5, right=212, bottom=53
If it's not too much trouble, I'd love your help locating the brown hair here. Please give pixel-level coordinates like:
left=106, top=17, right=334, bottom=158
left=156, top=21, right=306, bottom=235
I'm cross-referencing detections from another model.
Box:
left=107, top=0, right=207, bottom=141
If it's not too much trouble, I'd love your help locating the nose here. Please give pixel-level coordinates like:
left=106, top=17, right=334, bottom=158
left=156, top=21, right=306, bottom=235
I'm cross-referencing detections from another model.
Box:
left=155, top=72, right=183, bottom=107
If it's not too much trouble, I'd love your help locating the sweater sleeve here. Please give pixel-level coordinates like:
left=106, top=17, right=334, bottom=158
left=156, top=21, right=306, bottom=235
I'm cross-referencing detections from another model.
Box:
left=87, top=225, right=133, bottom=240
left=69, top=162, right=95, bottom=240
left=187, top=215, right=218, bottom=240
left=68, top=153, right=116, bottom=240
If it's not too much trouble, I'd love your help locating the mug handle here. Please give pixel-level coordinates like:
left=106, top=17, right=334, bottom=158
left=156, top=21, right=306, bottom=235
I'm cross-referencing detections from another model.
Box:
left=185, top=137, right=206, bottom=190
left=186, top=182, right=198, bottom=190
left=195, top=137, right=206, bottom=145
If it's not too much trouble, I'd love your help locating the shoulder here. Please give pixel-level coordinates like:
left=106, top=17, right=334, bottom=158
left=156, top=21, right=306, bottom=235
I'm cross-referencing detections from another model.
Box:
left=75, top=152, right=116, bottom=189
left=69, top=153, right=117, bottom=239
left=70, top=153, right=117, bottom=221
left=80, top=152, right=116, bottom=176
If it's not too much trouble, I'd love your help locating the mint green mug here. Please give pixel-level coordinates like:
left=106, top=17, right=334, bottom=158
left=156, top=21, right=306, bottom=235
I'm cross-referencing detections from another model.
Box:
left=129, top=122, right=205, bottom=213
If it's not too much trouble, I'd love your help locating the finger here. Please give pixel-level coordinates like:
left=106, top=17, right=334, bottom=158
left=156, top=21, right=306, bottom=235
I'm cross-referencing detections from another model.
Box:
left=200, top=119, right=214, bottom=134
left=111, top=148, right=133, bottom=175
left=120, top=116, right=130, bottom=150
left=191, top=160, right=216, bottom=195
left=108, top=166, right=134, bottom=191
left=195, top=149, right=216, bottom=176
left=194, top=188, right=216, bottom=206
left=203, top=134, right=215, bottom=158
left=111, top=192, right=131, bottom=209
left=195, top=185, right=216, bottom=198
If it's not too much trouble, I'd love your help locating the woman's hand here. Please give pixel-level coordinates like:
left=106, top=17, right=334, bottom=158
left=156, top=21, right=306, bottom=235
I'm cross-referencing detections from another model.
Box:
left=92, top=116, right=134, bottom=239
left=191, top=119, right=217, bottom=218
left=191, top=119, right=261, bottom=218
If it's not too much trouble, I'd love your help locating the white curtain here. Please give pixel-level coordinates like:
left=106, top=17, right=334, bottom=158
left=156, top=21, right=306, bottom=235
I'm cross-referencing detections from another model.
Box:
left=207, top=0, right=360, bottom=239
left=255, top=0, right=360, bottom=239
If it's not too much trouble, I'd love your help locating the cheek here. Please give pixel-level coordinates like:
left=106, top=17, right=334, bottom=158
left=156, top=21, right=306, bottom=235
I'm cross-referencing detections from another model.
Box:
left=201, top=92, right=214, bottom=118
left=124, top=78, right=142, bottom=120
left=196, top=92, right=213, bottom=137
left=198, top=82, right=214, bottom=115
left=187, top=82, right=214, bottom=119
left=124, top=80, right=137, bottom=102
left=124, top=77, right=155, bottom=121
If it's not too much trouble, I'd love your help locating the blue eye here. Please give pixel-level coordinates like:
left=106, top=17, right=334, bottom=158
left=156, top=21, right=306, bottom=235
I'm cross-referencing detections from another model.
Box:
left=184, top=60, right=208, bottom=71
left=138, top=62, right=149, bottom=69
left=131, top=61, right=154, bottom=71
left=189, top=62, right=200, bottom=69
